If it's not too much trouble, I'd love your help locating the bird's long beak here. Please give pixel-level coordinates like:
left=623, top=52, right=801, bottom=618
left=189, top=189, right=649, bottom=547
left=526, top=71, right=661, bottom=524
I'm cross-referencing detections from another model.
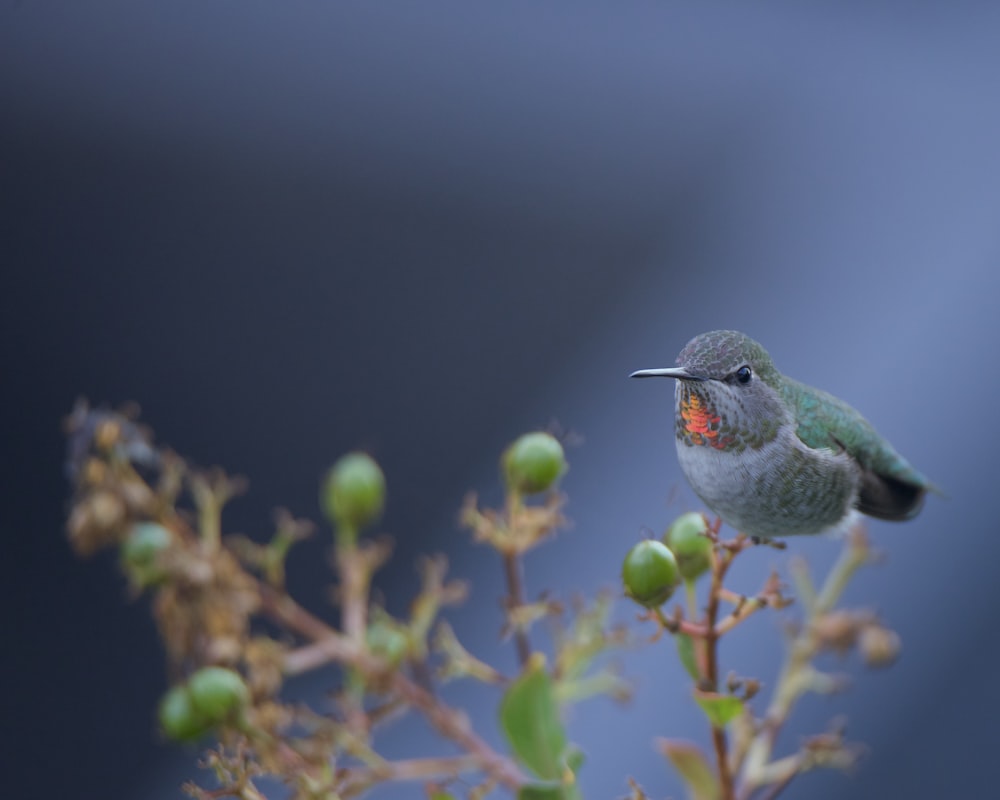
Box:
left=629, top=367, right=705, bottom=381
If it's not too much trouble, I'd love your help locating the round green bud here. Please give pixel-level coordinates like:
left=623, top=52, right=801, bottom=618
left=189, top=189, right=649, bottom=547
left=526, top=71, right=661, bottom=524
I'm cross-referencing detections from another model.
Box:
left=664, top=512, right=713, bottom=582
left=622, top=540, right=679, bottom=608
left=120, top=522, right=172, bottom=586
left=321, top=452, right=386, bottom=532
left=366, top=618, right=410, bottom=666
left=187, top=666, right=250, bottom=724
left=502, top=432, right=566, bottom=494
left=158, top=685, right=211, bottom=743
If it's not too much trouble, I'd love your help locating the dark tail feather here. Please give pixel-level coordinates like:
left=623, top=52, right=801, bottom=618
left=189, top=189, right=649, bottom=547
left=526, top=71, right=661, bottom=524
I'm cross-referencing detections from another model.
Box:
left=857, top=469, right=927, bottom=521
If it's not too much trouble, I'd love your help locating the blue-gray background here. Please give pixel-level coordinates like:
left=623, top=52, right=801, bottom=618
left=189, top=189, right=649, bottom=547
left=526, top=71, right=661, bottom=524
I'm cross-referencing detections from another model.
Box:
left=3, top=2, right=998, bottom=798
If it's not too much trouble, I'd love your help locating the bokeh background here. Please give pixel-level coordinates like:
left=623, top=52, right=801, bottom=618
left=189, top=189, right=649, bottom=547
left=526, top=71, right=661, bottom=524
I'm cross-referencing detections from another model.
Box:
left=3, top=2, right=999, bottom=799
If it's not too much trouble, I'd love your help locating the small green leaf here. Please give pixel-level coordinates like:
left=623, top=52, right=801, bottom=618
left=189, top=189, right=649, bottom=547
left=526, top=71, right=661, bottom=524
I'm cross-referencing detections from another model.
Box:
left=517, top=780, right=583, bottom=800
left=657, top=738, right=720, bottom=800
left=675, top=633, right=700, bottom=682
left=500, top=654, right=568, bottom=781
left=517, top=785, right=565, bottom=800
left=564, top=744, right=585, bottom=775
left=692, top=689, right=744, bottom=728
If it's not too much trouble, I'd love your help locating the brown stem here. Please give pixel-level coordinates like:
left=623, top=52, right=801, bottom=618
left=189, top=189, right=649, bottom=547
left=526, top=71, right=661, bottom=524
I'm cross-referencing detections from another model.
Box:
left=703, top=596, right=720, bottom=688
left=715, top=597, right=768, bottom=636
left=736, top=528, right=870, bottom=799
left=338, top=545, right=368, bottom=644
left=653, top=607, right=709, bottom=638
left=501, top=491, right=535, bottom=668
left=339, top=754, right=485, bottom=796
left=259, top=583, right=342, bottom=640
left=712, top=727, right=733, bottom=798
left=705, top=544, right=736, bottom=800
left=503, top=551, right=532, bottom=667
left=390, top=671, right=525, bottom=789
left=284, top=638, right=355, bottom=676
left=336, top=544, right=371, bottom=732
left=256, top=581, right=526, bottom=791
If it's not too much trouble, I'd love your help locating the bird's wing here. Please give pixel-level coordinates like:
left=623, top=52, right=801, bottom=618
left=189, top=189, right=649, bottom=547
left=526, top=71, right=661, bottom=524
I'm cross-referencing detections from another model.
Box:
left=781, top=378, right=931, bottom=520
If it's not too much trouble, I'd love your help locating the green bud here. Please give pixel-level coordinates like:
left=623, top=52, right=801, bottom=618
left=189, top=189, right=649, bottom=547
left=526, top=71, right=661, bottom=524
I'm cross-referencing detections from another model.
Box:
left=622, top=540, right=679, bottom=608
left=158, top=685, right=212, bottom=743
left=187, top=666, right=250, bottom=724
left=321, top=453, right=386, bottom=533
left=366, top=616, right=410, bottom=666
left=502, top=432, right=566, bottom=494
left=664, top=512, right=712, bottom=582
left=120, top=522, right=172, bottom=586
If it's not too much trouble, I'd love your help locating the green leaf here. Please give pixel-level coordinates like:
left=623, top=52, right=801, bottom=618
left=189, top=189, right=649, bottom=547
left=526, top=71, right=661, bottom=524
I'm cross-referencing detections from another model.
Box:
left=692, top=689, right=744, bottom=728
left=517, top=785, right=567, bottom=800
left=500, top=655, right=569, bottom=781
left=675, top=633, right=700, bottom=682
left=564, top=745, right=585, bottom=775
left=516, top=777, right=583, bottom=800
left=657, top=738, right=720, bottom=800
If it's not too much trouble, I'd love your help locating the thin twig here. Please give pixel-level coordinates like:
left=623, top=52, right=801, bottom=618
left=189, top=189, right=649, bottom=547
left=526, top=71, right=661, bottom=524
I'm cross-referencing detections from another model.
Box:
left=502, top=552, right=532, bottom=667
left=705, top=541, right=736, bottom=800
left=736, top=528, right=870, bottom=799
left=338, top=754, right=484, bottom=796
left=755, top=762, right=799, bottom=800
left=653, top=607, right=709, bottom=639
left=715, top=597, right=768, bottom=636
left=258, top=582, right=345, bottom=642
left=256, top=580, right=526, bottom=791
left=283, top=639, right=350, bottom=675
left=337, top=545, right=368, bottom=644
left=390, top=672, right=526, bottom=789
left=502, top=491, right=534, bottom=668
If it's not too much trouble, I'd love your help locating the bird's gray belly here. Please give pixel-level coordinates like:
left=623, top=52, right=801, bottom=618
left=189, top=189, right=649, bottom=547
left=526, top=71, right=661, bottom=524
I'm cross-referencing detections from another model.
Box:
left=674, top=433, right=859, bottom=538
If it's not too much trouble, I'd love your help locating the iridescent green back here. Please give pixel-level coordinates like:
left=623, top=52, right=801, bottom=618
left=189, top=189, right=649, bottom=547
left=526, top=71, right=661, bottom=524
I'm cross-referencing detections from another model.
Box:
left=780, top=377, right=931, bottom=492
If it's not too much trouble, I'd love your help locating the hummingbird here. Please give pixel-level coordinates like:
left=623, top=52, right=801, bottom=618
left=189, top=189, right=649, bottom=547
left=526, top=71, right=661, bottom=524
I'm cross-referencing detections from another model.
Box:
left=631, top=330, right=932, bottom=538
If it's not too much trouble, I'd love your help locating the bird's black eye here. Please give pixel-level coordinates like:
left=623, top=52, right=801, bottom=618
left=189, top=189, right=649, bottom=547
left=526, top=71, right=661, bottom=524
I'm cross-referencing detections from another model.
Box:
left=736, top=365, right=752, bottom=384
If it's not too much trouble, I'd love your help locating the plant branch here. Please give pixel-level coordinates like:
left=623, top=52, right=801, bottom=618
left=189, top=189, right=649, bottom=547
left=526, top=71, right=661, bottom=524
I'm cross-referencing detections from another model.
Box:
left=501, top=491, right=534, bottom=668
left=390, top=671, right=526, bottom=789
left=256, top=581, right=526, bottom=791
left=337, top=544, right=368, bottom=644
left=338, top=754, right=485, bottom=796
left=502, top=551, right=532, bottom=667
left=714, top=597, right=769, bottom=636
left=737, top=528, right=870, bottom=798
left=705, top=539, right=738, bottom=800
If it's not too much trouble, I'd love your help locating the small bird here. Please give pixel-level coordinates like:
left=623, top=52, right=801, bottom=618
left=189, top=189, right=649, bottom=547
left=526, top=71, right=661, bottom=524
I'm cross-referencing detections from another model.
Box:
left=631, top=330, right=933, bottom=538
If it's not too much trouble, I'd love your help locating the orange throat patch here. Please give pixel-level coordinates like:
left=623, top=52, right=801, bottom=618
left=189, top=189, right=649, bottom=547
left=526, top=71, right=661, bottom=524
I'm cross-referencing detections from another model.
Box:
left=679, top=390, right=724, bottom=448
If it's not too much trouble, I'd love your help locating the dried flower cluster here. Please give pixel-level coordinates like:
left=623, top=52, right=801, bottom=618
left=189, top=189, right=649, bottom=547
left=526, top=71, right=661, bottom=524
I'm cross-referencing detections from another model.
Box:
left=65, top=403, right=623, bottom=799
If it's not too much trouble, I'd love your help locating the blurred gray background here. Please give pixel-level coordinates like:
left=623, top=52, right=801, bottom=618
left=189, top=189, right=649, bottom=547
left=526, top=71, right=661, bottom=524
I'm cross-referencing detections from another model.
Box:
left=3, top=2, right=998, bottom=799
